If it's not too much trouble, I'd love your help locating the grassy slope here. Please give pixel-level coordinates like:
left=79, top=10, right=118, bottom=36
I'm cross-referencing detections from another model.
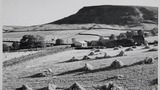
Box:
left=3, top=45, right=158, bottom=90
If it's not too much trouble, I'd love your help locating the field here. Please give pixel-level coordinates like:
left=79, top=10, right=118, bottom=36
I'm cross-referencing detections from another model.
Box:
left=79, top=29, right=126, bottom=36
left=3, top=29, right=126, bottom=44
left=3, top=45, right=158, bottom=90
left=3, top=23, right=158, bottom=90
left=3, top=51, right=39, bottom=61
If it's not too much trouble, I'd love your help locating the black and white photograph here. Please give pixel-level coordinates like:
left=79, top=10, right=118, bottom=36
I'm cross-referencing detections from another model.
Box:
left=2, top=0, right=159, bottom=90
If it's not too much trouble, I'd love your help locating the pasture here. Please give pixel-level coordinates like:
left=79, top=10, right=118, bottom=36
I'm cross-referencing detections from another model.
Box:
left=3, top=45, right=158, bottom=90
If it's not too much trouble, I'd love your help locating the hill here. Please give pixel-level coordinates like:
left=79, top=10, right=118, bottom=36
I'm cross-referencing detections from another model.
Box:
left=3, top=5, right=158, bottom=32
left=51, top=5, right=158, bottom=25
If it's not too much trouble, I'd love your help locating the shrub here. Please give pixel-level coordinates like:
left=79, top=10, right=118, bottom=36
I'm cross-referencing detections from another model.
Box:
left=117, top=33, right=127, bottom=40
left=19, top=35, right=46, bottom=49
left=55, top=39, right=64, bottom=45
left=109, top=34, right=117, bottom=40
left=137, top=30, right=144, bottom=36
left=12, top=41, right=19, bottom=50
left=3, top=44, right=10, bottom=52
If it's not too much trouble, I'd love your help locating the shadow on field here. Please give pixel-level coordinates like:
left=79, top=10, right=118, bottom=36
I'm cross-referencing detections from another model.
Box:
left=57, top=55, right=126, bottom=64
left=99, top=77, right=118, bottom=82
left=75, top=59, right=155, bottom=75
left=150, top=78, right=158, bottom=86
left=76, top=65, right=128, bottom=75
left=57, top=68, right=85, bottom=76
left=23, top=73, right=47, bottom=78
left=57, top=59, right=81, bottom=64
left=37, top=87, right=50, bottom=90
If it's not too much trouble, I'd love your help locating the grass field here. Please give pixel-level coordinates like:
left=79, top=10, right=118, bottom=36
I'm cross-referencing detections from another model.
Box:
left=80, top=29, right=126, bottom=36
left=3, top=23, right=158, bottom=90
left=3, top=30, right=85, bottom=41
left=3, top=45, right=158, bottom=90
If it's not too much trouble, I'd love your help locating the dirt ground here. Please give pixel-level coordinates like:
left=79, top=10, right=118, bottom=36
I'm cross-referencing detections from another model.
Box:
left=3, top=45, right=158, bottom=90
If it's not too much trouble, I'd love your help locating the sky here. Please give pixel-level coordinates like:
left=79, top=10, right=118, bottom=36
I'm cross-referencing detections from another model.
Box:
left=2, top=0, right=159, bottom=26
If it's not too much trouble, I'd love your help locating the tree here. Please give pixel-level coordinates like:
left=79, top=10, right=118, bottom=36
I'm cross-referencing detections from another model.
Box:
left=137, top=30, right=144, bottom=36
left=109, top=34, right=117, bottom=40
left=19, top=35, right=46, bottom=49
left=12, top=41, right=19, bottom=50
left=55, top=39, right=64, bottom=45
left=126, top=31, right=132, bottom=38
left=117, top=33, right=127, bottom=40
left=3, top=44, right=10, bottom=52
left=131, top=31, right=138, bottom=36
left=144, top=33, right=150, bottom=37
left=151, top=28, right=158, bottom=36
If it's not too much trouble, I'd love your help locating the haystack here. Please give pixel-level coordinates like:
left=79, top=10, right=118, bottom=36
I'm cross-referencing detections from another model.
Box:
left=47, top=68, right=52, bottom=73
left=47, top=84, right=57, bottom=90
left=114, top=47, right=119, bottom=50
left=148, top=48, right=158, bottom=51
left=95, top=49, right=100, bottom=52
left=132, top=46, right=137, bottom=49
left=125, top=47, right=133, bottom=51
left=16, top=84, right=33, bottom=90
left=154, top=44, right=158, bottom=46
left=118, top=45, right=123, bottom=48
left=89, top=52, right=95, bottom=56
left=70, top=57, right=80, bottom=62
left=117, top=51, right=126, bottom=56
left=82, top=63, right=94, bottom=71
left=144, top=45, right=150, bottom=49
left=151, top=85, right=158, bottom=90
left=114, top=75, right=124, bottom=79
left=144, top=57, right=154, bottom=64
left=95, top=56, right=104, bottom=59
left=104, top=53, right=107, bottom=58
left=82, top=55, right=90, bottom=60
left=93, top=82, right=124, bottom=90
left=66, top=82, right=86, bottom=90
left=109, top=60, right=124, bottom=69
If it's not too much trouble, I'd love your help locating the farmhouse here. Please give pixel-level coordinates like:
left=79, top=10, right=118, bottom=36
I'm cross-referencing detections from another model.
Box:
left=74, top=41, right=88, bottom=47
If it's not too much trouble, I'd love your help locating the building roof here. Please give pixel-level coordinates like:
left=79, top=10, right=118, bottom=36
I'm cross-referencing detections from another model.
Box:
left=75, top=41, right=87, bottom=43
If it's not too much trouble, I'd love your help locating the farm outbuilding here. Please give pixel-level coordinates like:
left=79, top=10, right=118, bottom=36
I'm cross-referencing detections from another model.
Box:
left=74, top=41, right=88, bottom=47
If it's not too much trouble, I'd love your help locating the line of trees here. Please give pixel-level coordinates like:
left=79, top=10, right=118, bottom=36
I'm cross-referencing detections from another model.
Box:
left=109, top=29, right=157, bottom=41
left=3, top=35, right=66, bottom=52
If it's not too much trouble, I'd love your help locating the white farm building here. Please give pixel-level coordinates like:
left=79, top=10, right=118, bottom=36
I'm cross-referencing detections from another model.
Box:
left=74, top=41, right=88, bottom=47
